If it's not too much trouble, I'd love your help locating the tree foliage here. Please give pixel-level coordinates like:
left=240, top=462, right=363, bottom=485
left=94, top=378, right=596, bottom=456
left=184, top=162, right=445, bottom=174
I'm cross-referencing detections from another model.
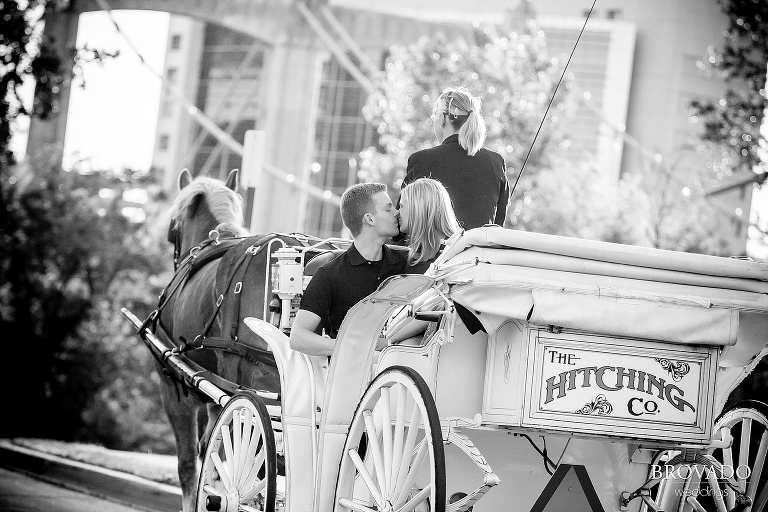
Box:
left=1, top=1, right=64, bottom=167
left=690, top=0, right=768, bottom=175
left=0, top=159, right=172, bottom=451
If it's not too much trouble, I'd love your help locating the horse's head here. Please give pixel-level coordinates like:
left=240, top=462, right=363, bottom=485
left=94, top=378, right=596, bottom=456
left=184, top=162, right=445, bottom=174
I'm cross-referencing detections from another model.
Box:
left=166, top=168, right=249, bottom=268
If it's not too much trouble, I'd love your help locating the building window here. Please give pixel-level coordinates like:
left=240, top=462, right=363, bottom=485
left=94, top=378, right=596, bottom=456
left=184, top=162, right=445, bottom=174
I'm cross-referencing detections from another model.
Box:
left=159, top=135, right=169, bottom=151
left=161, top=99, right=174, bottom=117
left=171, top=34, right=182, bottom=50
left=166, top=68, right=177, bottom=83
left=606, top=9, right=622, bottom=19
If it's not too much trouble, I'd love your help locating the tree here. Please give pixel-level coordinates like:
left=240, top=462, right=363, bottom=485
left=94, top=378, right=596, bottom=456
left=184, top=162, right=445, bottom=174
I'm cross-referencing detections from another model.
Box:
left=1, top=1, right=64, bottom=168
left=0, top=158, right=169, bottom=444
left=690, top=0, right=768, bottom=176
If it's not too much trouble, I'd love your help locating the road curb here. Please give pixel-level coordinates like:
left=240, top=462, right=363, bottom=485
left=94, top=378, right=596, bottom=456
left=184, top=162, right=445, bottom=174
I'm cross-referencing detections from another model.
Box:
left=0, top=440, right=180, bottom=512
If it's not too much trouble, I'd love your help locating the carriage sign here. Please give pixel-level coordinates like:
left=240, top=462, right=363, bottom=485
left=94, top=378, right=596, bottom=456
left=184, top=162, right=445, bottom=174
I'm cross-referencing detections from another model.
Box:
left=523, top=330, right=718, bottom=444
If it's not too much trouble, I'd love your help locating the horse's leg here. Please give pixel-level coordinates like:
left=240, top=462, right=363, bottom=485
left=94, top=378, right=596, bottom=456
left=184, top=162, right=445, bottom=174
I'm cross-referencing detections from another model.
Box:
left=156, top=362, right=201, bottom=512
left=198, top=402, right=220, bottom=459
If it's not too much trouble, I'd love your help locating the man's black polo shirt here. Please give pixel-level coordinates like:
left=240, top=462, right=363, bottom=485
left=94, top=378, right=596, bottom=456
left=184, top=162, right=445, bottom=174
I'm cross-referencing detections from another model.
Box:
left=299, top=243, right=407, bottom=337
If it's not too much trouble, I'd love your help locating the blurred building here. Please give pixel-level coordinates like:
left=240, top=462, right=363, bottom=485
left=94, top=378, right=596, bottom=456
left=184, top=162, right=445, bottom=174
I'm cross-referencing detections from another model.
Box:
left=528, top=0, right=750, bottom=254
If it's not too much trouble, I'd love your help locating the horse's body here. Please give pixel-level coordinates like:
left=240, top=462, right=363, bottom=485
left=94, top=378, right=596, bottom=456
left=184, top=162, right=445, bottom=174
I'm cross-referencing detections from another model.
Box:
left=155, top=170, right=279, bottom=512
left=153, top=170, right=344, bottom=511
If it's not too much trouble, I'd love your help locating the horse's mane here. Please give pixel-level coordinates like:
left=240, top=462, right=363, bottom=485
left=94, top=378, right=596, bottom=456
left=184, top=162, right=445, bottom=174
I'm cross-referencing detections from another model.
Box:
left=167, top=177, right=249, bottom=238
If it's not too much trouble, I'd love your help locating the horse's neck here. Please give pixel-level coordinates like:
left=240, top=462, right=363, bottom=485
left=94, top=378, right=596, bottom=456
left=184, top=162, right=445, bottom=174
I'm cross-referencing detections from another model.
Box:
left=181, top=212, right=219, bottom=256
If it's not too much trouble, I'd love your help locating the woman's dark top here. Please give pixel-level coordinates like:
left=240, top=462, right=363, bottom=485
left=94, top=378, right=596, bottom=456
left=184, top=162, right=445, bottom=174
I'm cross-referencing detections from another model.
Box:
left=404, top=242, right=445, bottom=275
left=403, top=134, right=510, bottom=230
left=406, top=257, right=433, bottom=275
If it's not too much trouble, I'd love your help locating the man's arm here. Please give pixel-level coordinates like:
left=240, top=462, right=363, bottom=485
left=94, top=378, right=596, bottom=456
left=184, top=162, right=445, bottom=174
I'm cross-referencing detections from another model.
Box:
left=289, top=309, right=336, bottom=356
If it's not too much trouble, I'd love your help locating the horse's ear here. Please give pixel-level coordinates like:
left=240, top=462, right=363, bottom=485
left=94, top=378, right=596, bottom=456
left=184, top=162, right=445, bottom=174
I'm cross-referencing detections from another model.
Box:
left=225, top=169, right=239, bottom=192
left=178, top=168, right=193, bottom=191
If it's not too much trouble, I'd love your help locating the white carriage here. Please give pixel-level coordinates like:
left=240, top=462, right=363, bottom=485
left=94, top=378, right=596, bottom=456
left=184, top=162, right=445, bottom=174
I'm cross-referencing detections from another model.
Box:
left=175, top=227, right=768, bottom=512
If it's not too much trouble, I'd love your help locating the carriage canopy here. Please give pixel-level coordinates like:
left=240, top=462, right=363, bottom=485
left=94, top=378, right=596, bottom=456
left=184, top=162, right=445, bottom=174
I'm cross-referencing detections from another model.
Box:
left=434, top=227, right=768, bottom=367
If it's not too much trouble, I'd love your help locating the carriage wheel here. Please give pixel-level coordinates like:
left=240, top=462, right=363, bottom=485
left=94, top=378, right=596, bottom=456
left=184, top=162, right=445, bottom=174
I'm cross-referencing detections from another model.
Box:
left=676, top=401, right=768, bottom=512
left=196, top=391, right=277, bottom=512
left=334, top=366, right=446, bottom=512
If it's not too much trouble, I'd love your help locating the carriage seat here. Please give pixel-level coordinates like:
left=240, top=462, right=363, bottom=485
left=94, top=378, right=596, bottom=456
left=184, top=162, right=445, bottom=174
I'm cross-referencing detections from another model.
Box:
left=304, top=249, right=344, bottom=276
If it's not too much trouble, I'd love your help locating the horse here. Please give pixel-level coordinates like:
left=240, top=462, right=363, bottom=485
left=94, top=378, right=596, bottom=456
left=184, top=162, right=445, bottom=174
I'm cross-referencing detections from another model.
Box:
left=156, top=168, right=280, bottom=512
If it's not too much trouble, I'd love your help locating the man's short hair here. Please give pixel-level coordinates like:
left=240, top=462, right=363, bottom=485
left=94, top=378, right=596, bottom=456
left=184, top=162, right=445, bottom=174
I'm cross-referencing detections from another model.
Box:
left=340, top=182, right=387, bottom=236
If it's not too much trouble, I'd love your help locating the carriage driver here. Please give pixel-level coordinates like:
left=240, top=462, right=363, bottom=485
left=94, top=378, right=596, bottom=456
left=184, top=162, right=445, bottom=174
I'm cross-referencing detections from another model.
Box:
left=289, top=183, right=407, bottom=357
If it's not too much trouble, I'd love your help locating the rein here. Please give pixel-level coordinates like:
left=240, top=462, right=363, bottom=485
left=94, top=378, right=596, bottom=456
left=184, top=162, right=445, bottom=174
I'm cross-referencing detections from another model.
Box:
left=139, top=231, right=243, bottom=334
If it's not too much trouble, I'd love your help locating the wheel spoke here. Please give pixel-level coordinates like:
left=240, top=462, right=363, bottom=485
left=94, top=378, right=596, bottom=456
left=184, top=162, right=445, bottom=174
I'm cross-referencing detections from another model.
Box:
left=236, top=409, right=253, bottom=487
left=349, top=448, right=385, bottom=508
left=390, top=383, right=407, bottom=497
left=393, top=404, right=421, bottom=500
left=380, top=386, right=393, bottom=495
left=395, top=439, right=428, bottom=509
left=203, top=484, right=224, bottom=497
left=706, top=467, right=728, bottom=512
left=221, top=424, right=235, bottom=474
left=686, top=496, right=707, bottom=512
left=739, top=418, right=753, bottom=491
left=238, top=420, right=262, bottom=489
left=753, top=480, right=768, bottom=512
left=240, top=444, right=267, bottom=495
left=748, top=430, right=768, bottom=500
left=338, top=497, right=378, bottom=512
left=396, top=484, right=431, bottom=512
left=363, top=409, right=387, bottom=497
left=211, top=451, right=234, bottom=493
left=233, top=410, right=243, bottom=485
left=242, top=475, right=267, bottom=500
left=722, top=427, right=736, bottom=511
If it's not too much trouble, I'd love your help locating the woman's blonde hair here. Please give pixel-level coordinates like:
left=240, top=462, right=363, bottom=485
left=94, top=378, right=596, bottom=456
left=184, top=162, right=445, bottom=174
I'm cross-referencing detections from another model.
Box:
left=433, top=87, right=486, bottom=156
left=400, top=178, right=460, bottom=265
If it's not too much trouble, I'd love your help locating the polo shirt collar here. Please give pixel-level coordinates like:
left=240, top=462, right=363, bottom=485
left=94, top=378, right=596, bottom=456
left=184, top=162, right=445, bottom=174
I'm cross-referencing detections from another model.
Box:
left=346, top=243, right=399, bottom=268
left=441, top=134, right=460, bottom=145
left=346, top=243, right=369, bottom=266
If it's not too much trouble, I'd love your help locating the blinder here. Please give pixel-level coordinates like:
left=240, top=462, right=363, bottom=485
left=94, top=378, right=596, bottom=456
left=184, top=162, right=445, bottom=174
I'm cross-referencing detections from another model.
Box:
left=167, top=218, right=182, bottom=270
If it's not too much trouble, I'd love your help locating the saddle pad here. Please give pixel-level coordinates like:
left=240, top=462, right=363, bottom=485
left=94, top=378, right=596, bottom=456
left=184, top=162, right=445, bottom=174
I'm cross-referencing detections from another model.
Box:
left=214, top=233, right=345, bottom=353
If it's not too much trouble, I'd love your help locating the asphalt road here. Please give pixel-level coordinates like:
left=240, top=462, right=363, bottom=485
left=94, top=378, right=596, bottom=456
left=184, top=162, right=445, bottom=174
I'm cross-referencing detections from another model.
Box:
left=0, top=467, right=147, bottom=512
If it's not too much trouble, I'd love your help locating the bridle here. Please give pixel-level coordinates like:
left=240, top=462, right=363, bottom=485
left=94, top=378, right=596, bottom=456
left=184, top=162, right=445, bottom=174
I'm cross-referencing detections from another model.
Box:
left=167, top=217, right=182, bottom=271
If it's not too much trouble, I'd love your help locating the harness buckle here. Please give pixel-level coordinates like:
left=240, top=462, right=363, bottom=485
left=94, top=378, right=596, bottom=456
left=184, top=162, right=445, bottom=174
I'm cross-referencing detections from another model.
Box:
left=234, top=282, right=242, bottom=294
left=208, top=229, right=220, bottom=245
left=216, top=294, right=224, bottom=306
left=246, top=245, right=260, bottom=255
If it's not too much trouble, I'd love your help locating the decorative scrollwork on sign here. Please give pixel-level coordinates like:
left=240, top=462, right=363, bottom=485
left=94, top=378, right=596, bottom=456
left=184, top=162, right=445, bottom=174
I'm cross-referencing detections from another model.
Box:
left=576, top=394, right=613, bottom=415
left=655, top=358, right=690, bottom=381
left=503, top=343, right=512, bottom=383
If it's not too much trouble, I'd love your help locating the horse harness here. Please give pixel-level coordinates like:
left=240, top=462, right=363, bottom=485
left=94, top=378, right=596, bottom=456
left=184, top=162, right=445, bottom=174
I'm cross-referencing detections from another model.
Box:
left=141, top=233, right=314, bottom=367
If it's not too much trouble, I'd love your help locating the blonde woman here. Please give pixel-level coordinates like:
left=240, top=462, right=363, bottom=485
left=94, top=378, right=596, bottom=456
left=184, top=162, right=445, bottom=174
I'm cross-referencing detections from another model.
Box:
left=403, top=87, right=509, bottom=229
left=398, top=178, right=460, bottom=274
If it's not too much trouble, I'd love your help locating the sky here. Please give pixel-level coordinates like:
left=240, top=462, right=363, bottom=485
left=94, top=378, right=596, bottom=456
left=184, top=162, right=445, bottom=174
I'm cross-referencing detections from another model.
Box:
left=62, top=11, right=168, bottom=171
left=11, top=9, right=768, bottom=259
